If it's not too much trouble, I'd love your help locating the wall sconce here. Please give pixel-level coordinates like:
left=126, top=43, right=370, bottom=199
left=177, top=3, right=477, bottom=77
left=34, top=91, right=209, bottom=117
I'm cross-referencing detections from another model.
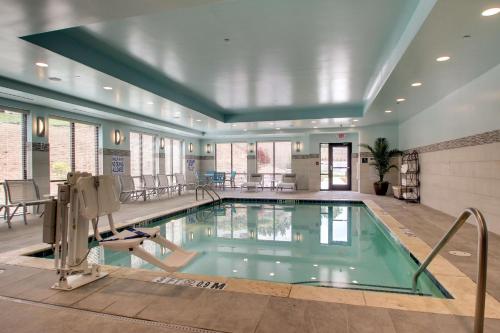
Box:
left=206, top=143, right=212, bottom=154
left=250, top=230, right=255, bottom=239
left=294, top=232, right=303, bottom=242
left=189, top=232, right=194, bottom=241
left=188, top=142, right=194, bottom=153
left=295, top=141, right=302, bottom=153
left=36, top=117, right=45, bottom=137
left=248, top=142, right=255, bottom=154
left=160, top=137, right=165, bottom=149
left=114, top=129, right=121, bottom=145
left=206, top=227, right=212, bottom=237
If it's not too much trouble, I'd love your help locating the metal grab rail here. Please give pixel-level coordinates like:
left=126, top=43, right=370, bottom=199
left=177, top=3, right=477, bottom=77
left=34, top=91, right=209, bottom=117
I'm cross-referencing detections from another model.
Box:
left=195, top=184, right=221, bottom=204
left=412, top=208, right=488, bottom=333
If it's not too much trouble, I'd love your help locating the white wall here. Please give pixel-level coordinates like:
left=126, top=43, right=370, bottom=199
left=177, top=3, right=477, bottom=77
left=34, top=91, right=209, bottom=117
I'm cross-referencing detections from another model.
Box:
left=398, top=64, right=500, bottom=234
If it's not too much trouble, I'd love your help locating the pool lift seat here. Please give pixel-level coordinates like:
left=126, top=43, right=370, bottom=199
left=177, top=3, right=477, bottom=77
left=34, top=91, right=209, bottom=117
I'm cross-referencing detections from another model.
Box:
left=47, top=174, right=198, bottom=290
left=77, top=176, right=198, bottom=272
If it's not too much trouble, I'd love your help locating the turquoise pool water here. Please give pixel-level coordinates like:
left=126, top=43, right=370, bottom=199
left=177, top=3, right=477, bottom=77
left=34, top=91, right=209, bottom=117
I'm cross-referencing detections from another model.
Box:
left=44, top=200, right=448, bottom=297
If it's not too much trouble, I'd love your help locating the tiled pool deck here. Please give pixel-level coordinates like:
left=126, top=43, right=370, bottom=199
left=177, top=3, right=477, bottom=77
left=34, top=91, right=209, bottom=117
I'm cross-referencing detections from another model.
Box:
left=0, top=190, right=499, bottom=332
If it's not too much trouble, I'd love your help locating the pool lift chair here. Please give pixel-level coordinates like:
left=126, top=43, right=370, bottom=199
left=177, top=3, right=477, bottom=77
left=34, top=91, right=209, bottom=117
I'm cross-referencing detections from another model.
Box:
left=43, top=172, right=197, bottom=291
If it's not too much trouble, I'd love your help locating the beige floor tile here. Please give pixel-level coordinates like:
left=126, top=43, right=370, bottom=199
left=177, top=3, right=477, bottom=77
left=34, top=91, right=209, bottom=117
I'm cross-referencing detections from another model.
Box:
left=226, top=278, right=291, bottom=297
left=290, top=285, right=365, bottom=306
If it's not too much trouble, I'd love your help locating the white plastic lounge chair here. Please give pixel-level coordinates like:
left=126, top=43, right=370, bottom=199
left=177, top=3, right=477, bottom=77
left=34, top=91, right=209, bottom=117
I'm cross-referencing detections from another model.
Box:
left=277, top=174, right=297, bottom=191
left=118, top=175, right=146, bottom=202
left=1, top=179, right=49, bottom=228
left=174, top=173, right=196, bottom=195
left=77, top=175, right=197, bottom=272
left=241, top=174, right=264, bottom=191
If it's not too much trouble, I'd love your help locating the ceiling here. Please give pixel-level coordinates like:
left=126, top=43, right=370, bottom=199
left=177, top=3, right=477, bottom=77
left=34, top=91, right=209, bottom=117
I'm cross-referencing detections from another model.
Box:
left=0, top=0, right=499, bottom=137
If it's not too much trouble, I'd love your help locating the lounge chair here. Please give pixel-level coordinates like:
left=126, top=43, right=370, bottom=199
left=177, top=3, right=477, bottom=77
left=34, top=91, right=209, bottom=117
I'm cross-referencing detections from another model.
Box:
left=241, top=174, right=264, bottom=191
left=157, top=174, right=177, bottom=196
left=174, top=173, right=197, bottom=195
left=1, top=179, right=49, bottom=228
left=118, top=175, right=146, bottom=202
left=276, top=173, right=297, bottom=191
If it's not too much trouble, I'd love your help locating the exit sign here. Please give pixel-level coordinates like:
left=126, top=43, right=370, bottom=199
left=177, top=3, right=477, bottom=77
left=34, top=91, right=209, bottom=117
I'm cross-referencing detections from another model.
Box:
left=337, top=133, right=345, bottom=139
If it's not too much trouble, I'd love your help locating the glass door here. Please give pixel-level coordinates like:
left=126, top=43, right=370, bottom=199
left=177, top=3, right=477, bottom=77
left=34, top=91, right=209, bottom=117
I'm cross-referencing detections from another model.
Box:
left=320, top=143, right=352, bottom=191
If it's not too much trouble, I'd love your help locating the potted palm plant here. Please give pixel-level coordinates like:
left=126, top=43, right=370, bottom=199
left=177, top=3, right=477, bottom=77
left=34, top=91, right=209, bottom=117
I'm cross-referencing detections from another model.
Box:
left=360, top=138, right=402, bottom=196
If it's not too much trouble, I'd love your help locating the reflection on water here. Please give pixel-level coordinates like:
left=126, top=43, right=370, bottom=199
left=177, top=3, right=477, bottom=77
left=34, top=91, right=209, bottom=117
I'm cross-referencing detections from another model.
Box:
left=86, top=202, right=445, bottom=297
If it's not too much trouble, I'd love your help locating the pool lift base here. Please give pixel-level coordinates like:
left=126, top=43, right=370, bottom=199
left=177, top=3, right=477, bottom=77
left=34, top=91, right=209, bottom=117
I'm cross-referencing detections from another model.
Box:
left=43, top=172, right=196, bottom=291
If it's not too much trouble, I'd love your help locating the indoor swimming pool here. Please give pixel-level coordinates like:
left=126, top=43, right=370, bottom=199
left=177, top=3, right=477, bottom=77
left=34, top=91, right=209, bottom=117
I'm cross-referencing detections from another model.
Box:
left=35, top=199, right=449, bottom=298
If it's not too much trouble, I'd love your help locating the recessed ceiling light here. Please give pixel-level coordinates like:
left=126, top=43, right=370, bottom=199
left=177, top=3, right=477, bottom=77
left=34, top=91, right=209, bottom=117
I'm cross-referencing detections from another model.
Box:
left=311, top=120, right=317, bottom=124
left=231, top=124, right=237, bottom=127
left=243, top=129, right=247, bottom=132
left=48, top=77, right=61, bottom=82
left=232, top=269, right=238, bottom=273
left=313, top=264, right=318, bottom=267
left=195, top=119, right=202, bottom=122
left=396, top=98, right=406, bottom=102
left=482, top=8, right=500, bottom=16
left=352, top=280, right=359, bottom=284
left=411, top=82, right=422, bottom=87
left=349, top=266, right=356, bottom=270
left=276, top=127, right=281, bottom=130
left=310, top=277, right=317, bottom=280
left=313, top=126, right=318, bottom=129
left=275, top=261, right=281, bottom=264
left=351, top=124, right=356, bottom=127
left=147, top=101, right=154, bottom=105
left=385, top=110, right=392, bottom=113
left=243, top=258, right=248, bottom=262
left=103, top=86, right=113, bottom=90
left=436, top=56, right=450, bottom=62
left=353, top=119, right=359, bottom=122
left=269, top=272, right=275, bottom=276
left=35, top=62, right=48, bottom=67
left=75, top=75, right=81, bottom=78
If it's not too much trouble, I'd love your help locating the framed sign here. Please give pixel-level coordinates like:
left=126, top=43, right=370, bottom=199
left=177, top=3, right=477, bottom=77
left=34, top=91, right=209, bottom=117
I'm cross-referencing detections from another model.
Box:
left=111, top=155, right=124, bottom=175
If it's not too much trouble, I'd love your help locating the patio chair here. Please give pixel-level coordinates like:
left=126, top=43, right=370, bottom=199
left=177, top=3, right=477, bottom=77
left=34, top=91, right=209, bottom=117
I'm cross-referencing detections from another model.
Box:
left=174, top=173, right=197, bottom=195
left=241, top=174, right=264, bottom=191
left=212, top=172, right=226, bottom=190
left=225, top=171, right=237, bottom=189
left=142, top=175, right=163, bottom=199
left=276, top=173, right=297, bottom=191
left=1, top=179, right=49, bottom=228
left=157, top=174, right=177, bottom=197
left=118, top=175, right=146, bottom=202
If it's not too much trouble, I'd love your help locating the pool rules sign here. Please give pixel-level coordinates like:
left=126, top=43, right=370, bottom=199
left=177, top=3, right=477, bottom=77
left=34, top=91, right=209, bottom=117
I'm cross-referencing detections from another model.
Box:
left=111, top=155, right=124, bottom=175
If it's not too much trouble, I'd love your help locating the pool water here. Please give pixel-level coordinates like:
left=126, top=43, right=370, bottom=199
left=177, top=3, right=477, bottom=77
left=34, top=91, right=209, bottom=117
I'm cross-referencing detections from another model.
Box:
left=65, top=200, right=449, bottom=297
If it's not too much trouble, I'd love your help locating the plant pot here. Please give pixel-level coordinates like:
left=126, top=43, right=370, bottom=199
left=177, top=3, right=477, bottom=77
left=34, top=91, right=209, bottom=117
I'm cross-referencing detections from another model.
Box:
left=373, top=182, right=389, bottom=196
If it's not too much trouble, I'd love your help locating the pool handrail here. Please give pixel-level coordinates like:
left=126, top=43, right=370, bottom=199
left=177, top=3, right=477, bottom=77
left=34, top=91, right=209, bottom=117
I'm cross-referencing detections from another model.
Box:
left=411, top=208, right=488, bottom=333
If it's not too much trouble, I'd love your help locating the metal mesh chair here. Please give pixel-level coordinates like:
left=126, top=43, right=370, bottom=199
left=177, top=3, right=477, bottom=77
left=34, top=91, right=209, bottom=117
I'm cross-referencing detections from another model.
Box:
left=174, top=173, right=196, bottom=195
left=277, top=173, right=297, bottom=191
left=157, top=174, right=176, bottom=196
left=1, top=179, right=48, bottom=228
left=118, top=175, right=146, bottom=202
left=241, top=174, right=264, bottom=191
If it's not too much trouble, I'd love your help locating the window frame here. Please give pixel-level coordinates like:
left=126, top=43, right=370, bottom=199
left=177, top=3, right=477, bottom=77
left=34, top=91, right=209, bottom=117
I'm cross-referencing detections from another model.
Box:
left=129, top=131, right=159, bottom=179
left=163, top=138, right=185, bottom=184
left=256, top=141, right=292, bottom=187
left=215, top=142, right=248, bottom=186
left=0, top=108, right=28, bottom=179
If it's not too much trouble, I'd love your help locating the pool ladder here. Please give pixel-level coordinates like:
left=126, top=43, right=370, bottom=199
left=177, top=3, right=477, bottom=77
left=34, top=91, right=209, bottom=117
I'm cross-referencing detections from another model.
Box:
left=412, top=208, right=488, bottom=333
left=195, top=184, right=221, bottom=205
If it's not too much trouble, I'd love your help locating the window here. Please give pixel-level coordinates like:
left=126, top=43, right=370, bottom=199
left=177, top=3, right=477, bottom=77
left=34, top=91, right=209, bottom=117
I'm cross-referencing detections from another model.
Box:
left=129, top=132, right=159, bottom=185
left=0, top=109, right=27, bottom=203
left=256, top=141, right=291, bottom=187
left=320, top=205, right=351, bottom=245
left=163, top=138, right=184, bottom=184
left=49, top=118, right=99, bottom=195
left=215, top=142, right=248, bottom=186
left=256, top=205, right=292, bottom=242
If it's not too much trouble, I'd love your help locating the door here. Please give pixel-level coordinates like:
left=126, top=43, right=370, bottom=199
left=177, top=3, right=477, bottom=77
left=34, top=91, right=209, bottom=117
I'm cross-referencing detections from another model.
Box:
left=320, top=143, right=352, bottom=191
